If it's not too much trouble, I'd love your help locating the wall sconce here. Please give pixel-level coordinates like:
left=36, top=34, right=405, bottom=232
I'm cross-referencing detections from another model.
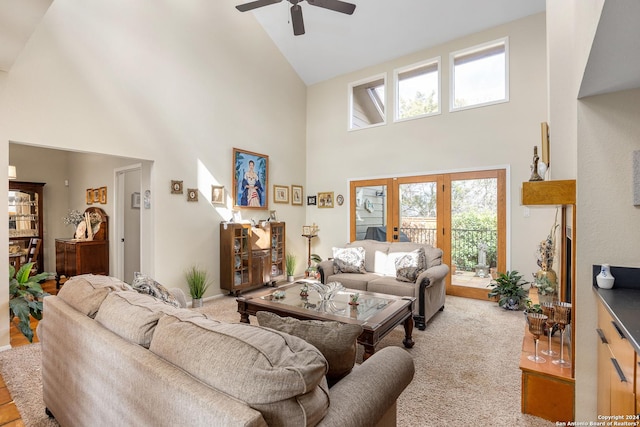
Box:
left=8, top=165, right=17, bottom=180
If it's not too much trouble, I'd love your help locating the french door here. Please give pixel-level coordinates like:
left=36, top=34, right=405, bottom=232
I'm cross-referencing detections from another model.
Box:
left=350, top=169, right=506, bottom=300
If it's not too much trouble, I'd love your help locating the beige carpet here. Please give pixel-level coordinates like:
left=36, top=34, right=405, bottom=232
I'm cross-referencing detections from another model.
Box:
left=0, top=294, right=554, bottom=426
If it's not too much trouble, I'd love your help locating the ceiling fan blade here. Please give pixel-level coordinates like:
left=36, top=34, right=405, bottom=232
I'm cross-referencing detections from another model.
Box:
left=291, top=4, right=305, bottom=36
left=307, top=0, right=356, bottom=15
left=235, top=0, right=282, bottom=12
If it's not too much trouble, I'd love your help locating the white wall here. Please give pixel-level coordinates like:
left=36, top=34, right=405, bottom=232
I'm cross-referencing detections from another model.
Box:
left=546, top=0, right=605, bottom=419
left=306, top=13, right=554, bottom=276
left=0, top=0, right=308, bottom=347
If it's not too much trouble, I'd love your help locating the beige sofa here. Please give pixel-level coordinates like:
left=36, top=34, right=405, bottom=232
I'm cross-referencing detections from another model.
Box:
left=37, top=274, right=414, bottom=427
left=318, top=240, right=448, bottom=330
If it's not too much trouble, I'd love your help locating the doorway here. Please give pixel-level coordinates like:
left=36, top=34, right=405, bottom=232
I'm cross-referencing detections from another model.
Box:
left=115, top=165, right=141, bottom=283
left=350, top=169, right=506, bottom=300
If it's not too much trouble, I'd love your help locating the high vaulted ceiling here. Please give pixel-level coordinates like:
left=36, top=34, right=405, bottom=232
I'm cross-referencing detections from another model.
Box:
left=0, top=0, right=53, bottom=72
left=245, top=0, right=546, bottom=84
left=1, top=1, right=546, bottom=85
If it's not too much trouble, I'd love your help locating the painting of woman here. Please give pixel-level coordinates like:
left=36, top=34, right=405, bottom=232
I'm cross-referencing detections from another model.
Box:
left=233, top=148, right=268, bottom=209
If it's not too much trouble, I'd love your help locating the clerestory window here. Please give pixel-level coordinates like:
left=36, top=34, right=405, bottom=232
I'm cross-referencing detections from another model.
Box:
left=349, top=74, right=386, bottom=130
left=394, top=58, right=440, bottom=122
left=450, top=37, right=509, bottom=112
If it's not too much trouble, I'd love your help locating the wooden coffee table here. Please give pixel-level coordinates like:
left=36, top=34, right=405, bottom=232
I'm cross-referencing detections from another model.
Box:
left=237, top=282, right=415, bottom=360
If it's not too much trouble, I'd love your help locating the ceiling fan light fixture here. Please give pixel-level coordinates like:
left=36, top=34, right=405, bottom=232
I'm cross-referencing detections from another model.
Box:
left=235, top=0, right=356, bottom=35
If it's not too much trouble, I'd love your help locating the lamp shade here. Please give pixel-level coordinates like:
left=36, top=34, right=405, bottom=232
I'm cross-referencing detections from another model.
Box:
left=8, top=165, right=17, bottom=180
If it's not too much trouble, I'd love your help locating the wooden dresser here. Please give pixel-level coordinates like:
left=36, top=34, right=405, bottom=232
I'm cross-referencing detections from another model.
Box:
left=55, top=207, right=108, bottom=287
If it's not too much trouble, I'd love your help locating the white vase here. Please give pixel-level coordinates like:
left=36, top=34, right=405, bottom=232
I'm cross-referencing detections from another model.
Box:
left=596, top=264, right=615, bottom=289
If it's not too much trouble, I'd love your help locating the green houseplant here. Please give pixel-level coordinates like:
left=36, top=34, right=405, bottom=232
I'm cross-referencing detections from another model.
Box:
left=9, top=262, right=50, bottom=342
left=285, top=253, right=297, bottom=282
left=487, top=270, right=529, bottom=311
left=185, top=266, right=211, bottom=308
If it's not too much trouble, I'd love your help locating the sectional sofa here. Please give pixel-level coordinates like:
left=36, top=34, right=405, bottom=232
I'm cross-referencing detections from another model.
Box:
left=37, top=274, right=415, bottom=427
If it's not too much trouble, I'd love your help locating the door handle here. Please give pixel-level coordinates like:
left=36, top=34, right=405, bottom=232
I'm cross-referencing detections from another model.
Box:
left=121, top=238, right=125, bottom=242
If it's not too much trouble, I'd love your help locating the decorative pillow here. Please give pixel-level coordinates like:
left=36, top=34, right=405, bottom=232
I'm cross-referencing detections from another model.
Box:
left=256, top=311, right=363, bottom=384
left=395, top=248, right=427, bottom=283
left=332, top=246, right=367, bottom=274
left=131, top=272, right=180, bottom=308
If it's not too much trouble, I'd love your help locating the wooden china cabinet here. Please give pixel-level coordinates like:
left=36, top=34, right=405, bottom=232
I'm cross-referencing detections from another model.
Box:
left=55, top=207, right=109, bottom=287
left=8, top=181, right=45, bottom=273
left=220, top=221, right=286, bottom=295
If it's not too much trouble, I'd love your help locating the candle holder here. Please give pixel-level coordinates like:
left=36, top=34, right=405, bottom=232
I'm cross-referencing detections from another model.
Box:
left=527, top=312, right=548, bottom=363
left=552, top=301, right=572, bottom=368
left=540, top=302, right=558, bottom=357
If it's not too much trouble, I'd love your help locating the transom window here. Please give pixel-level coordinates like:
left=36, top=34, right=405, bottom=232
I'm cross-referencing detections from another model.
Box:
left=450, top=38, right=509, bottom=111
left=394, top=58, right=440, bottom=122
left=348, top=74, right=386, bottom=130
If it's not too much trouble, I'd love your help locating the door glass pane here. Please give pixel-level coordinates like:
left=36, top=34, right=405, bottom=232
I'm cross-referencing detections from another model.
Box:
left=354, top=185, right=387, bottom=241
left=399, top=182, right=438, bottom=245
left=450, top=177, right=497, bottom=289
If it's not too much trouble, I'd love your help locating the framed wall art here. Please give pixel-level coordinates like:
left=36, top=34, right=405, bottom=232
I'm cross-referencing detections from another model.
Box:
left=291, top=185, right=303, bottom=205
left=86, top=189, right=94, bottom=205
left=187, top=188, right=198, bottom=202
left=318, top=192, right=334, bottom=208
left=233, top=148, right=268, bottom=209
left=171, top=180, right=183, bottom=194
left=211, top=185, right=224, bottom=205
left=99, top=186, right=107, bottom=204
left=131, top=192, right=141, bottom=209
left=273, top=185, right=289, bottom=203
left=307, top=195, right=317, bottom=206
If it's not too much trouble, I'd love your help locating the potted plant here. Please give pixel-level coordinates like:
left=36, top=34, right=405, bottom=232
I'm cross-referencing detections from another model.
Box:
left=9, top=262, right=50, bottom=342
left=185, top=266, right=211, bottom=308
left=285, top=253, right=297, bottom=282
left=487, top=270, right=529, bottom=310
left=306, top=253, right=323, bottom=279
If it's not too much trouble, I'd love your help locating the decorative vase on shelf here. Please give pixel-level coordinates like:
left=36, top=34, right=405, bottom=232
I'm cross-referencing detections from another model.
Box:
left=596, top=264, right=615, bottom=289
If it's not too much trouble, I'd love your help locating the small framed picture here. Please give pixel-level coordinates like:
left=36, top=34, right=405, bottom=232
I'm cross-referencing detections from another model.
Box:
left=270, top=210, right=278, bottom=221
left=318, top=192, right=334, bottom=208
left=232, top=209, right=241, bottom=223
left=171, top=180, right=183, bottom=194
left=303, top=226, right=312, bottom=235
left=99, top=186, right=107, bottom=204
left=291, top=185, right=303, bottom=205
left=307, top=195, right=317, bottom=206
left=131, top=192, right=141, bottom=209
left=93, top=189, right=100, bottom=204
left=187, top=188, right=198, bottom=202
left=336, top=194, right=344, bottom=206
left=211, top=185, right=224, bottom=205
left=273, top=185, right=289, bottom=203
left=86, top=189, right=94, bottom=205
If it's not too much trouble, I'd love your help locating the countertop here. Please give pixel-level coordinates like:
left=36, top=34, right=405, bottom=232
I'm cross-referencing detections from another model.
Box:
left=592, top=265, right=640, bottom=355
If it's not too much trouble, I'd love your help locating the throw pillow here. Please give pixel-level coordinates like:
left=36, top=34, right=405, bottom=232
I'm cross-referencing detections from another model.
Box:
left=395, top=248, right=427, bottom=283
left=256, top=311, right=363, bottom=384
left=131, top=272, right=180, bottom=308
left=332, top=246, right=367, bottom=274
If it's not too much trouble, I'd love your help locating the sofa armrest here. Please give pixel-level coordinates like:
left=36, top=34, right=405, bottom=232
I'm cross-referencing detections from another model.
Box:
left=416, top=264, right=449, bottom=288
left=319, top=347, right=414, bottom=427
left=317, top=260, right=335, bottom=283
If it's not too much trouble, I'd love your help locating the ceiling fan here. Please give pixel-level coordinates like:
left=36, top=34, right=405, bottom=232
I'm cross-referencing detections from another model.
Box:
left=235, top=0, right=356, bottom=36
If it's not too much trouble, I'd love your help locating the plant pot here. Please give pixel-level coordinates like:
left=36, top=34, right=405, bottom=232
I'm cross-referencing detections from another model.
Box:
left=503, top=298, right=520, bottom=311
left=287, top=275, right=295, bottom=282
left=192, top=298, right=203, bottom=308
